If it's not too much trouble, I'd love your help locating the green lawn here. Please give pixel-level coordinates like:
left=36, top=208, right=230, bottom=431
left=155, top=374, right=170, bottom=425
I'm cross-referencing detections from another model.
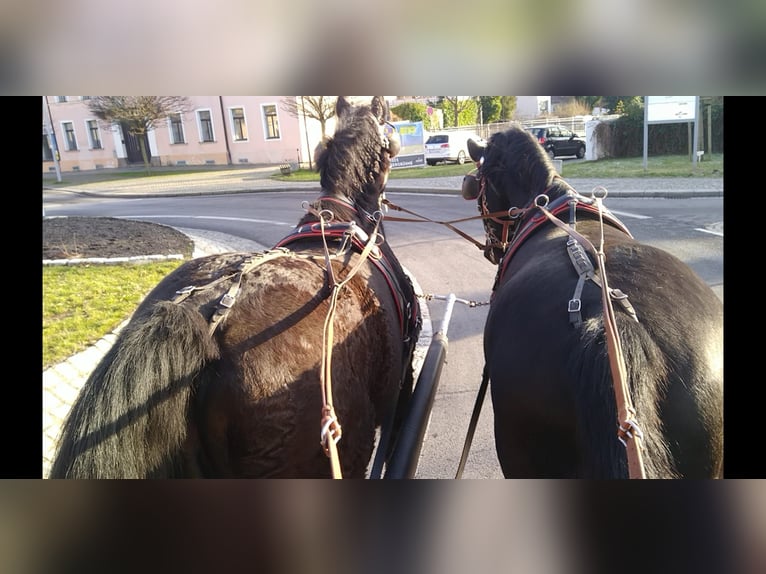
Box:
left=272, top=153, right=722, bottom=181
left=43, top=260, right=184, bottom=369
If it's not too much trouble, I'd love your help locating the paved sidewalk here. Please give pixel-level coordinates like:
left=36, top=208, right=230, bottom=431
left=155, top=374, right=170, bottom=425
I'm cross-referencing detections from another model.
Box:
left=42, top=166, right=724, bottom=478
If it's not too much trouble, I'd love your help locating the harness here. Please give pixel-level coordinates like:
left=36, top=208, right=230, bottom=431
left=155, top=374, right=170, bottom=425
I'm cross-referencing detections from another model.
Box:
left=471, top=183, right=647, bottom=478
left=171, top=196, right=421, bottom=478
left=274, top=199, right=421, bottom=476
left=275, top=220, right=419, bottom=341
left=493, top=190, right=638, bottom=327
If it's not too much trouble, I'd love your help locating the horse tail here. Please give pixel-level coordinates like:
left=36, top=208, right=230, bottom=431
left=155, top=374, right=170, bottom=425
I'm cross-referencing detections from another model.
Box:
left=576, top=316, right=676, bottom=479
left=50, top=301, right=220, bottom=478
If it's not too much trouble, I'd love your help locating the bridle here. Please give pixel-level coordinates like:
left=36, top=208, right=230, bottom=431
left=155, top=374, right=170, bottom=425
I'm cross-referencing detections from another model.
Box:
left=476, top=176, right=531, bottom=261
left=461, top=162, right=554, bottom=263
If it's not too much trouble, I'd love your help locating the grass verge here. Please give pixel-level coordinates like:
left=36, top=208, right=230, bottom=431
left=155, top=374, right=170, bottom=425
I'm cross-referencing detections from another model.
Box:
left=43, top=260, right=185, bottom=369
left=272, top=153, right=723, bottom=181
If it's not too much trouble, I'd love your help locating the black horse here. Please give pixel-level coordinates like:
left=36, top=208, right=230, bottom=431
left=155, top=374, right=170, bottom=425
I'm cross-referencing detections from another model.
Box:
left=462, top=124, right=723, bottom=478
left=51, top=96, right=421, bottom=478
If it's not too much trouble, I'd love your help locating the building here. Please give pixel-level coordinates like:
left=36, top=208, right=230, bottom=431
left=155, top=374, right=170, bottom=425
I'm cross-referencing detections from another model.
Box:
left=514, top=96, right=553, bottom=119
left=42, top=96, right=334, bottom=174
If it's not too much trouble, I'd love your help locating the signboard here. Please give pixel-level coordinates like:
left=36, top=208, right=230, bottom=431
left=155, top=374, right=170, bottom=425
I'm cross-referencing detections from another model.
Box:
left=390, top=121, right=426, bottom=169
left=646, top=96, right=697, bottom=123
left=643, top=96, right=700, bottom=167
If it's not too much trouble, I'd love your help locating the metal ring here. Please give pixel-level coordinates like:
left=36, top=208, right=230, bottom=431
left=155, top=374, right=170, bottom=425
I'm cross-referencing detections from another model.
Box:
left=319, top=209, right=334, bottom=223
left=534, top=194, right=549, bottom=207
left=591, top=186, right=608, bottom=199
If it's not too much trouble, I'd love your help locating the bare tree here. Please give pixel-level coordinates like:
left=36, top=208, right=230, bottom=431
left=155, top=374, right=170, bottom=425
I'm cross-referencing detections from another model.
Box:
left=280, top=96, right=337, bottom=139
left=441, top=96, right=475, bottom=127
left=87, top=96, right=193, bottom=173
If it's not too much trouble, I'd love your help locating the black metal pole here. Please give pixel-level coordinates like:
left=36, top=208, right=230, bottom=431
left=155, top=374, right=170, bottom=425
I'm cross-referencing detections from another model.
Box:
left=384, top=332, right=448, bottom=479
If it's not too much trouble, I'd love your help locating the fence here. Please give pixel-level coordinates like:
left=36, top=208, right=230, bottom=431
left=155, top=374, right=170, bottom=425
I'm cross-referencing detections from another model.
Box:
left=432, top=114, right=621, bottom=141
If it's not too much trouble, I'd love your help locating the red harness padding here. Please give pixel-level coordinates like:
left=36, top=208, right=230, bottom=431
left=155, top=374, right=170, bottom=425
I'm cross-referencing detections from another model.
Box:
left=494, top=194, right=633, bottom=291
left=274, top=223, right=420, bottom=342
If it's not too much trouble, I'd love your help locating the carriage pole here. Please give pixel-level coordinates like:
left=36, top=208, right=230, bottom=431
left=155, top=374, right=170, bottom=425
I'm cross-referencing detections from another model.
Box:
left=385, top=294, right=456, bottom=479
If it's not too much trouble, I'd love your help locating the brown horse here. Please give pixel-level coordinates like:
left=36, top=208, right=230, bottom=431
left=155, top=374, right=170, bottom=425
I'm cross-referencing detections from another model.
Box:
left=462, top=124, right=723, bottom=478
left=51, top=96, right=421, bottom=478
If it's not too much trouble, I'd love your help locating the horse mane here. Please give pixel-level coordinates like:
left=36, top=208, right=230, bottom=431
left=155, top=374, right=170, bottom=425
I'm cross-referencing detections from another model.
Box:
left=485, top=123, right=561, bottom=203
left=312, top=99, right=392, bottom=219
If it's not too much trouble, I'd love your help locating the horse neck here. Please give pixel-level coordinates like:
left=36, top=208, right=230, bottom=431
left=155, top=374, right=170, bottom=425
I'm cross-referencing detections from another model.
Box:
left=541, top=176, right=576, bottom=204
left=306, top=183, right=384, bottom=232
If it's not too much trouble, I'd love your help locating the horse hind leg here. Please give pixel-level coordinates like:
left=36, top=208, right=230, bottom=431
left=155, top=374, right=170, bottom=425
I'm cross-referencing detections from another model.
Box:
left=50, top=301, right=220, bottom=478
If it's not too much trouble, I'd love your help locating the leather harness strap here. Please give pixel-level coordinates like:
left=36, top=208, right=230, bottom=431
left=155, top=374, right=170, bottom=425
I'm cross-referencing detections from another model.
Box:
left=535, top=198, right=646, bottom=479
left=171, top=248, right=296, bottom=336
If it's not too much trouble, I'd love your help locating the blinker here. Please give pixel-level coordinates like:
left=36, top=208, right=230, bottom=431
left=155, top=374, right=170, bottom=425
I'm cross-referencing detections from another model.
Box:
left=383, top=122, right=401, bottom=157
left=462, top=170, right=480, bottom=200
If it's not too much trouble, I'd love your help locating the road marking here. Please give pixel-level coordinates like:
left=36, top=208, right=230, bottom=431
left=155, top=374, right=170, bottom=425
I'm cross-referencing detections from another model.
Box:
left=609, top=209, right=651, bottom=220
left=695, top=227, right=723, bottom=237
left=122, top=215, right=293, bottom=226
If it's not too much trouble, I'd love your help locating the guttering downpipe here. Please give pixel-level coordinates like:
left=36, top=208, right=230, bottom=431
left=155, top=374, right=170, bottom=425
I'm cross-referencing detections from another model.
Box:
left=219, top=96, right=232, bottom=165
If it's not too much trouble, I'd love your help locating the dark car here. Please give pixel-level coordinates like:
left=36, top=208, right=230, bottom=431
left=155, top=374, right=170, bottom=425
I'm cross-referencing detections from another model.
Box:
left=525, top=125, right=586, bottom=159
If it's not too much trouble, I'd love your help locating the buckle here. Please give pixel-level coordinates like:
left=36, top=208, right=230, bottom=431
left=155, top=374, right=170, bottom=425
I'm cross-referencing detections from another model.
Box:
left=219, top=293, right=236, bottom=308
left=568, top=299, right=581, bottom=313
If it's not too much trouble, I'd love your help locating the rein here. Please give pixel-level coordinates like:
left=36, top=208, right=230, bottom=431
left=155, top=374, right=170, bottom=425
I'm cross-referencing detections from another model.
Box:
left=535, top=195, right=646, bottom=478
left=382, top=198, right=518, bottom=253
left=312, top=206, right=384, bottom=479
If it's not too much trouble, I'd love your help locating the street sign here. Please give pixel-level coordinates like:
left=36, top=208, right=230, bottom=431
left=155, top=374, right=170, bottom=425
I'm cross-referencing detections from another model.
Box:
left=646, top=96, right=697, bottom=123
left=643, top=96, right=700, bottom=168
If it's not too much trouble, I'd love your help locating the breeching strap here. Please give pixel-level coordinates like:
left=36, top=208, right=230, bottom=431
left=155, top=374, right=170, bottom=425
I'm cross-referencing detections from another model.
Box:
left=536, top=198, right=646, bottom=479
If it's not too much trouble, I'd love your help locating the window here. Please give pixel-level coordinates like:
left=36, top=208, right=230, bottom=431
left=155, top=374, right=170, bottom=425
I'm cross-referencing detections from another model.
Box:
left=42, top=128, right=53, bottom=161
left=197, top=109, right=214, bottom=142
left=169, top=113, right=186, bottom=144
left=81, top=96, right=92, bottom=100
left=87, top=119, right=102, bottom=149
left=62, top=121, right=78, bottom=151
left=231, top=107, right=248, bottom=141
left=56, top=96, right=67, bottom=103
left=263, top=104, right=280, bottom=139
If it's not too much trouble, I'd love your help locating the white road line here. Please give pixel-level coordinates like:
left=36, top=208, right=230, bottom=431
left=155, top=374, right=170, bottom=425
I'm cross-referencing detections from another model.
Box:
left=609, top=209, right=651, bottom=220
left=122, top=215, right=293, bottom=226
left=695, top=228, right=724, bottom=237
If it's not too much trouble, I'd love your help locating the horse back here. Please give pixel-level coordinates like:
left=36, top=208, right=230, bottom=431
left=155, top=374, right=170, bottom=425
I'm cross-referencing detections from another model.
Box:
left=487, top=220, right=723, bottom=478
left=177, top=249, right=405, bottom=477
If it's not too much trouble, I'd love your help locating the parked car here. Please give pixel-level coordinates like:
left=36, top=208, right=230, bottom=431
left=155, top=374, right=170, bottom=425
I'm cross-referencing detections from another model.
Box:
left=424, top=132, right=481, bottom=165
left=525, top=125, right=586, bottom=159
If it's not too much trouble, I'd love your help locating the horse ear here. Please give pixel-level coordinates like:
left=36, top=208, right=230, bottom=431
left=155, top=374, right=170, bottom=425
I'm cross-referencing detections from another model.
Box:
left=336, top=96, right=351, bottom=118
left=468, top=138, right=486, bottom=163
left=371, top=96, right=387, bottom=122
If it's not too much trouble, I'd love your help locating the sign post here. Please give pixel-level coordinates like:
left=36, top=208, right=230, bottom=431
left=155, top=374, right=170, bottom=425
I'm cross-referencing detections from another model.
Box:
left=643, top=96, right=699, bottom=169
